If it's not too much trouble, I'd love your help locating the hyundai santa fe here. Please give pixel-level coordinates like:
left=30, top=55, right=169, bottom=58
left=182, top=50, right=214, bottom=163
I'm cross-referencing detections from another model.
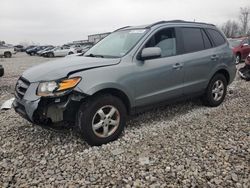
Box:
left=13, top=20, right=236, bottom=146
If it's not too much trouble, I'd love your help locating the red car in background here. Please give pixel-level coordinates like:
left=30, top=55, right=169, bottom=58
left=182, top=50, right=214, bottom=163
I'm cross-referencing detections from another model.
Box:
left=228, top=37, right=250, bottom=64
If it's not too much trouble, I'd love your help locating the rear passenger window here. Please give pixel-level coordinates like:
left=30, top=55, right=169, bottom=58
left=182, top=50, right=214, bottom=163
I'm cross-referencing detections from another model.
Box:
left=206, top=29, right=226, bottom=46
left=201, top=29, right=212, bottom=49
left=181, top=28, right=204, bottom=53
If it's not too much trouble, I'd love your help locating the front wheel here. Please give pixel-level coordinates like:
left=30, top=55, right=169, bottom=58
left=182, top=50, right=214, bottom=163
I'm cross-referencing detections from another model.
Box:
left=202, top=74, right=227, bottom=107
left=4, top=52, right=12, bottom=58
left=77, top=95, right=127, bottom=146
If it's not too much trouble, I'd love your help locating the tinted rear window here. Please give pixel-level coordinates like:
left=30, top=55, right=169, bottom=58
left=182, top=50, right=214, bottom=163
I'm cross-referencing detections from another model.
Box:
left=181, top=28, right=204, bottom=53
left=206, top=29, right=226, bottom=46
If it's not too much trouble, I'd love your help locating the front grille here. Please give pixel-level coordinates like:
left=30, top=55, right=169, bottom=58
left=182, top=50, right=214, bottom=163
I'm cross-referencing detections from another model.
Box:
left=15, top=77, right=30, bottom=99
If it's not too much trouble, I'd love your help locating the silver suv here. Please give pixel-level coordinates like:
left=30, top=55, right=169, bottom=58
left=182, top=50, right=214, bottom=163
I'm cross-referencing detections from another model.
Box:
left=14, top=20, right=236, bottom=146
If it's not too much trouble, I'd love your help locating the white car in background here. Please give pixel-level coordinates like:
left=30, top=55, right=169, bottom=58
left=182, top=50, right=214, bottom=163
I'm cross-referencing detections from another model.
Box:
left=53, top=46, right=77, bottom=57
left=0, top=44, right=15, bottom=58
left=44, top=46, right=77, bottom=57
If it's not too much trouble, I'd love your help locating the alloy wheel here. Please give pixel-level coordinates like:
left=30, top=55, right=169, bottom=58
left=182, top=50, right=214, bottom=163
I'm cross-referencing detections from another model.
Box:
left=92, top=105, right=120, bottom=138
left=212, top=80, right=224, bottom=101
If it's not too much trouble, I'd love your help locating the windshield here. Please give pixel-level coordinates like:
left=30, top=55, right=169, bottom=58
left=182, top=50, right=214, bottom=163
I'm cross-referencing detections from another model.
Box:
left=85, top=29, right=148, bottom=58
left=228, top=39, right=241, bottom=48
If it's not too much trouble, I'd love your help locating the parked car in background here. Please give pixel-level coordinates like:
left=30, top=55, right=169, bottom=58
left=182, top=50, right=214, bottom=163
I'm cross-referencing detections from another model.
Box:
left=13, top=20, right=236, bottom=146
left=43, top=45, right=77, bottom=57
left=26, top=45, right=53, bottom=56
left=71, top=44, right=93, bottom=53
left=228, top=37, right=250, bottom=64
left=65, top=45, right=93, bottom=57
left=25, top=45, right=37, bottom=51
left=40, top=47, right=59, bottom=57
left=0, top=44, right=15, bottom=58
left=40, top=47, right=55, bottom=57
left=37, top=46, right=54, bottom=56
left=65, top=52, right=84, bottom=58
left=0, top=64, right=4, bottom=77
left=79, top=44, right=93, bottom=53
left=14, top=45, right=25, bottom=52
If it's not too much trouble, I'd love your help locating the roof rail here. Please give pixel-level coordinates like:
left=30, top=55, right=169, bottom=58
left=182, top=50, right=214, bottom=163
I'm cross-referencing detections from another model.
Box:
left=147, top=20, right=215, bottom=28
left=113, top=26, right=131, bottom=32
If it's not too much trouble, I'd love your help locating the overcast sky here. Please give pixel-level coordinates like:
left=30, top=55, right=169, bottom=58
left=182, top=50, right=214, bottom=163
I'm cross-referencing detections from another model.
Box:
left=0, top=0, right=249, bottom=45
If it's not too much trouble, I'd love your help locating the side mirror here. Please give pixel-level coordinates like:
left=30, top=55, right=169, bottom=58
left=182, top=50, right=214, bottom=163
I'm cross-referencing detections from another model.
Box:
left=140, top=47, right=161, bottom=60
left=242, top=43, right=248, bottom=47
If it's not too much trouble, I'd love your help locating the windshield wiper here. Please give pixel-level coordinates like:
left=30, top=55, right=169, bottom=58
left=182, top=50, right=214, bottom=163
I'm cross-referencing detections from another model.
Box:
left=85, top=53, right=104, bottom=58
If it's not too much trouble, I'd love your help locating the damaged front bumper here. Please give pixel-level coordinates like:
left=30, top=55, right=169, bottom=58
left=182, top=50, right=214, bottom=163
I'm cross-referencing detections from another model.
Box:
left=13, top=77, right=86, bottom=126
left=13, top=97, right=40, bottom=123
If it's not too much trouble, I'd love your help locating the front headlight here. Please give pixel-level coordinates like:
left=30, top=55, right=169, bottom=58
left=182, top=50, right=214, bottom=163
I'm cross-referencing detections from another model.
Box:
left=37, top=77, right=81, bottom=97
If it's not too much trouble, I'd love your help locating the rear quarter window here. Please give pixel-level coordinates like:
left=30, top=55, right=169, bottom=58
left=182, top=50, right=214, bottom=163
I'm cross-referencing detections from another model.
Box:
left=201, top=29, right=212, bottom=49
left=206, top=29, right=226, bottom=47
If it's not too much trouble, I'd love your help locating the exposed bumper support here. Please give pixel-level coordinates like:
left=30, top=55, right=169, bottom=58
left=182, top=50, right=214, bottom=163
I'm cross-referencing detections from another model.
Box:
left=13, top=92, right=86, bottom=125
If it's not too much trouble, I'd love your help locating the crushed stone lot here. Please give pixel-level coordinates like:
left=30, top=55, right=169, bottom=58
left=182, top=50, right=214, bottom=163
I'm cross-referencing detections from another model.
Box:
left=0, top=53, right=249, bottom=187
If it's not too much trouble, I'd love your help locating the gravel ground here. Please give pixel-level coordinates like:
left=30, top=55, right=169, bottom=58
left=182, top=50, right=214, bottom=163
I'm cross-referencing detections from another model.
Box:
left=0, top=53, right=249, bottom=187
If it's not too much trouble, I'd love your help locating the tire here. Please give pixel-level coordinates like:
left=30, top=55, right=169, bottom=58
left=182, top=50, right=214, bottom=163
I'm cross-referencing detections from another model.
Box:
left=202, top=74, right=227, bottom=107
left=68, top=51, right=73, bottom=55
left=77, top=94, right=127, bottom=146
left=235, top=53, right=241, bottom=64
left=4, top=52, right=11, bottom=58
left=48, top=52, right=54, bottom=58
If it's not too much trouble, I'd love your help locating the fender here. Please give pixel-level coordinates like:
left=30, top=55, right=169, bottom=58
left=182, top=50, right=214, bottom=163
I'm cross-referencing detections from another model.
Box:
left=75, top=82, right=135, bottom=107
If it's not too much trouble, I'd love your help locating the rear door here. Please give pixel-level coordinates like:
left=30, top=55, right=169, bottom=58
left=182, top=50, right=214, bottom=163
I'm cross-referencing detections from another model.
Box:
left=179, top=27, right=215, bottom=95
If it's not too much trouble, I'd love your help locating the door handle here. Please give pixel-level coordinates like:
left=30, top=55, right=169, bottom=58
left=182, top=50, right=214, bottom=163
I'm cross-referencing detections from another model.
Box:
left=173, top=63, right=183, bottom=69
left=211, top=55, right=219, bottom=61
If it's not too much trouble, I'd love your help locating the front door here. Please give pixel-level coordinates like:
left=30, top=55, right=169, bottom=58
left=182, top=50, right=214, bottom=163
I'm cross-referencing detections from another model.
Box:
left=134, top=27, right=184, bottom=107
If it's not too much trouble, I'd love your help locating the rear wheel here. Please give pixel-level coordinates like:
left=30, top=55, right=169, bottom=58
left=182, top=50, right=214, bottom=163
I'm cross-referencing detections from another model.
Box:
left=4, top=52, right=11, bottom=58
left=68, top=51, right=73, bottom=55
left=77, top=94, right=126, bottom=146
left=202, top=74, right=227, bottom=107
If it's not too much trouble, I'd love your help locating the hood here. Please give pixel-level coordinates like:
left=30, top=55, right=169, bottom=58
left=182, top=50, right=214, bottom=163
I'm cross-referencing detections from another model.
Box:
left=22, top=56, right=121, bottom=82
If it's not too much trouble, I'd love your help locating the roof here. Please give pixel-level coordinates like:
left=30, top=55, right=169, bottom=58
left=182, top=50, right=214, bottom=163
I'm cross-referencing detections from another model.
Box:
left=115, top=20, right=215, bottom=32
left=146, top=20, right=215, bottom=28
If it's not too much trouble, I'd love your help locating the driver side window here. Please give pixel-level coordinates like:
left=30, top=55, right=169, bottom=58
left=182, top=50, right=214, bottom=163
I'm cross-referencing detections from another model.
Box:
left=145, top=28, right=176, bottom=58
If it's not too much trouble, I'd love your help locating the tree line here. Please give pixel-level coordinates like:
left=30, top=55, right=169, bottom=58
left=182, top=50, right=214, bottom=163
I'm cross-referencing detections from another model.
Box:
left=221, top=7, right=250, bottom=38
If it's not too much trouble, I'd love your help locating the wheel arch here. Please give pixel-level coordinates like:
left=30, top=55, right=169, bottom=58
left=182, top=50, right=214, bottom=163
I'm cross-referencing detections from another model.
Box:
left=212, top=69, right=230, bottom=84
left=85, top=87, right=133, bottom=115
left=236, top=51, right=241, bottom=56
left=4, top=51, right=11, bottom=55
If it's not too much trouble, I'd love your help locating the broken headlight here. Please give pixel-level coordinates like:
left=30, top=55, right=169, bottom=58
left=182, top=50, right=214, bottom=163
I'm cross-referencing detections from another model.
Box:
left=37, top=77, right=81, bottom=97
